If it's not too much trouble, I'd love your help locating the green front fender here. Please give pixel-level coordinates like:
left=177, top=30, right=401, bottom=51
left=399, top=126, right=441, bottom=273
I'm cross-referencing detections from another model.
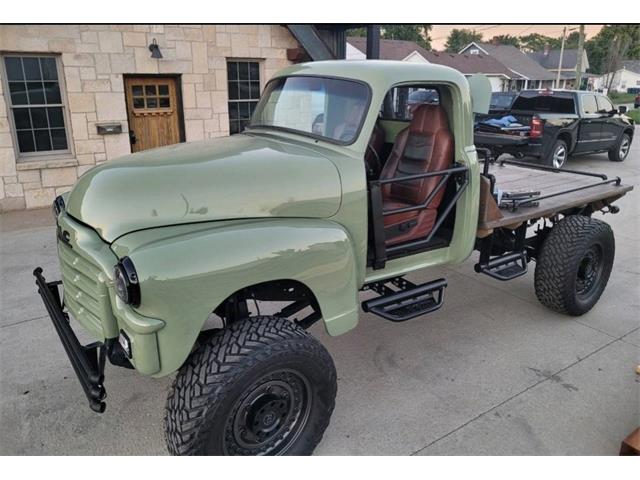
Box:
left=111, top=218, right=359, bottom=377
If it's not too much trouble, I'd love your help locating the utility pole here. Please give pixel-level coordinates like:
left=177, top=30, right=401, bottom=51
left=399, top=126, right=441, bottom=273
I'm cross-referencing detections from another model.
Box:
left=575, top=24, right=585, bottom=90
left=556, top=26, right=567, bottom=89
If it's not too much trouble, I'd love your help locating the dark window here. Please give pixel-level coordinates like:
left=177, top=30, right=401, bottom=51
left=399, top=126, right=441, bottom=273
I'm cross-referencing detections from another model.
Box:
left=2, top=55, right=69, bottom=156
left=511, top=92, right=576, bottom=114
left=130, top=82, right=171, bottom=110
left=381, top=86, right=439, bottom=121
left=581, top=95, right=598, bottom=114
left=227, top=60, right=260, bottom=134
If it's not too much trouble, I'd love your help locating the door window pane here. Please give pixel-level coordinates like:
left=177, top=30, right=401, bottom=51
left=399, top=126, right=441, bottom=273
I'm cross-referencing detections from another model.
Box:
left=3, top=55, right=70, bottom=156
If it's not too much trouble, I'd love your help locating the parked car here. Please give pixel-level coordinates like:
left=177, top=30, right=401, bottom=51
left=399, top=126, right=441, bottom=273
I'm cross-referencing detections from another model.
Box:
left=35, top=62, right=633, bottom=456
left=475, top=89, right=634, bottom=168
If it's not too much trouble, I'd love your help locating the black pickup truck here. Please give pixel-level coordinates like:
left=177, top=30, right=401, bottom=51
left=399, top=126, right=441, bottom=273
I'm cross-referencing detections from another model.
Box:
left=475, top=90, right=635, bottom=168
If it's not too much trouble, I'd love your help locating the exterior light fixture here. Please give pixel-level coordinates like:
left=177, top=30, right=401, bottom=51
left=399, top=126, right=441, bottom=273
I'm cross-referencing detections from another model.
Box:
left=148, top=38, right=163, bottom=59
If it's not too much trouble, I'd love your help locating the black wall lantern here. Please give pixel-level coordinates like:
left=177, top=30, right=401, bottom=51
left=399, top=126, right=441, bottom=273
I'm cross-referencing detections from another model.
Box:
left=148, top=38, right=163, bottom=59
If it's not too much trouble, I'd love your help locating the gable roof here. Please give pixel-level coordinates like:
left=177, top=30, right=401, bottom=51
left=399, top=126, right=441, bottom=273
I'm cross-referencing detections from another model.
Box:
left=347, top=36, right=432, bottom=62
left=527, top=49, right=588, bottom=71
left=347, top=37, right=514, bottom=77
left=460, top=42, right=556, bottom=81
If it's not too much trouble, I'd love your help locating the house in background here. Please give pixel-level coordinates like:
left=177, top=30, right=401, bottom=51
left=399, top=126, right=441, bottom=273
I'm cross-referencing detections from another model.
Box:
left=459, top=42, right=556, bottom=90
left=527, top=46, right=590, bottom=89
left=347, top=37, right=514, bottom=92
left=593, top=60, right=640, bottom=93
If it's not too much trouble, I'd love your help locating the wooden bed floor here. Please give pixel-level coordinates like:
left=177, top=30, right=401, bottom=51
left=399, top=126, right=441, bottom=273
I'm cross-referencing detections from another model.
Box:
left=478, top=161, right=634, bottom=230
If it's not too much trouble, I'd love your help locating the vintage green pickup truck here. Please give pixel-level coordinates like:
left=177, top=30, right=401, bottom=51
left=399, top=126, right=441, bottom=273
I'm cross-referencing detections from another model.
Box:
left=35, top=60, right=633, bottom=455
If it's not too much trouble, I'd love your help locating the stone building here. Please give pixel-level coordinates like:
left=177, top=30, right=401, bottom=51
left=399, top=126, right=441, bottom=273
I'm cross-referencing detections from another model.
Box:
left=0, top=24, right=301, bottom=211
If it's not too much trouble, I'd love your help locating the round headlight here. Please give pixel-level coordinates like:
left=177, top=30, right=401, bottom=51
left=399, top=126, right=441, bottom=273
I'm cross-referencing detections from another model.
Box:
left=114, top=257, right=140, bottom=306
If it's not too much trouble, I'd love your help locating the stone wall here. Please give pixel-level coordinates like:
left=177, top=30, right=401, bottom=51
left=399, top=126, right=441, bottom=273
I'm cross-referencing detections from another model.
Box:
left=0, top=25, right=298, bottom=211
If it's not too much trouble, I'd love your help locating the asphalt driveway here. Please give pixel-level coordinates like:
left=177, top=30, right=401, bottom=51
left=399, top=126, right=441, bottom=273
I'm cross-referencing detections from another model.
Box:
left=1, top=138, right=638, bottom=455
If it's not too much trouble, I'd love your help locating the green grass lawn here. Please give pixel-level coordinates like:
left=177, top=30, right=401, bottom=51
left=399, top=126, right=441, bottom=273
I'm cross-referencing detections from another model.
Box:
left=625, top=109, right=640, bottom=124
left=608, top=92, right=637, bottom=104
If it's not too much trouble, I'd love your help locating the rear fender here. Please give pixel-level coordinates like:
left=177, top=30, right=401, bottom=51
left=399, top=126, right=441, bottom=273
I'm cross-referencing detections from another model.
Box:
left=112, top=218, right=359, bottom=377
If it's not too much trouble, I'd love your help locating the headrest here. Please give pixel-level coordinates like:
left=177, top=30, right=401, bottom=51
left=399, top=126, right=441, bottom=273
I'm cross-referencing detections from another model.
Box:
left=409, top=104, right=450, bottom=136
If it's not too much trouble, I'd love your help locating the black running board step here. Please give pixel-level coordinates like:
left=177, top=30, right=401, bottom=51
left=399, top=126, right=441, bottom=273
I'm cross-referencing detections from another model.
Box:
left=475, top=251, right=528, bottom=281
left=362, top=278, right=447, bottom=322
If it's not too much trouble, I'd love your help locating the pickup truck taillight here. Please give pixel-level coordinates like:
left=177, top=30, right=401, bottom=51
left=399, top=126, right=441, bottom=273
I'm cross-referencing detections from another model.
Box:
left=530, top=117, right=544, bottom=139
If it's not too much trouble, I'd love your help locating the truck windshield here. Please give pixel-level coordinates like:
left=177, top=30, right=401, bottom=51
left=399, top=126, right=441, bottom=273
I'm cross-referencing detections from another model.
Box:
left=250, top=76, right=370, bottom=144
left=510, top=91, right=576, bottom=114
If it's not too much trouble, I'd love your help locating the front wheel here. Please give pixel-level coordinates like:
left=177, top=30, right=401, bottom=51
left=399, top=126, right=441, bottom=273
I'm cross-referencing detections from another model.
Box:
left=545, top=139, right=568, bottom=169
left=608, top=133, right=631, bottom=162
left=534, top=216, right=614, bottom=316
left=164, top=316, right=337, bottom=456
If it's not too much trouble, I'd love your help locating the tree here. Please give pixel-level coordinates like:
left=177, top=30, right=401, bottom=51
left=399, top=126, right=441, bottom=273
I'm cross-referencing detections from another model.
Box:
left=564, top=31, right=581, bottom=49
left=489, top=34, right=520, bottom=48
left=585, top=24, right=640, bottom=75
left=445, top=28, right=483, bottom=53
left=382, top=25, right=432, bottom=50
left=519, top=33, right=561, bottom=52
left=346, top=25, right=433, bottom=50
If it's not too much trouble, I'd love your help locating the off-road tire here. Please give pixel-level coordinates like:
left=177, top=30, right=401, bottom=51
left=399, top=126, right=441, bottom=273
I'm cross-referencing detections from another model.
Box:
left=608, top=133, right=631, bottom=162
left=534, top=215, right=614, bottom=316
left=164, top=316, right=337, bottom=456
left=544, top=138, right=568, bottom=169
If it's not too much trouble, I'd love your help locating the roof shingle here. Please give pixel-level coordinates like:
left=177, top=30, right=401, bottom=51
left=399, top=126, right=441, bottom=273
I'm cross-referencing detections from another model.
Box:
left=347, top=37, right=514, bottom=77
left=462, top=42, right=556, bottom=81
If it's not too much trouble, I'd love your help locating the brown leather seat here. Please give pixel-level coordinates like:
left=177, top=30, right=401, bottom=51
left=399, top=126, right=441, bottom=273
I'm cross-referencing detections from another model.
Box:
left=380, top=104, right=454, bottom=246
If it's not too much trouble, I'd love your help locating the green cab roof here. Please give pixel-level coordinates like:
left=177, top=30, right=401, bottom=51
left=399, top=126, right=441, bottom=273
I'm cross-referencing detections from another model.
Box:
left=273, top=60, right=470, bottom=91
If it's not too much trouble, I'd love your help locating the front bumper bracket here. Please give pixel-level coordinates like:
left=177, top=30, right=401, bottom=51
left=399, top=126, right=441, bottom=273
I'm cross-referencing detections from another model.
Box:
left=33, top=267, right=107, bottom=413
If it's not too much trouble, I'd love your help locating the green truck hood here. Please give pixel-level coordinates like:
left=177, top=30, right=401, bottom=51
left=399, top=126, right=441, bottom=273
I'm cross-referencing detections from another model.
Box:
left=66, top=133, right=342, bottom=242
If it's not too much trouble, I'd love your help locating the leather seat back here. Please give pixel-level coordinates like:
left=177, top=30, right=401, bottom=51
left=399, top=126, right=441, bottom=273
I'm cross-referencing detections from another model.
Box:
left=380, top=104, right=453, bottom=206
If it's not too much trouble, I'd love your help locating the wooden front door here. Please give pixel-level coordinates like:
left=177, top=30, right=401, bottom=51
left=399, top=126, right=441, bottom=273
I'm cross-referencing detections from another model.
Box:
left=124, top=76, right=182, bottom=152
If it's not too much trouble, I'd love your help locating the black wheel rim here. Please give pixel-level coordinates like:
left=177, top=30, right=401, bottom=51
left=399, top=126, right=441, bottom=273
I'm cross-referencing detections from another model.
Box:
left=223, top=369, right=312, bottom=455
left=575, top=244, right=604, bottom=297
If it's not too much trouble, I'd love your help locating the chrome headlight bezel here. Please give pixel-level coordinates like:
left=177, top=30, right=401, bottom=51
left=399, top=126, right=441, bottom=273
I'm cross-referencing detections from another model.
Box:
left=114, top=257, right=140, bottom=307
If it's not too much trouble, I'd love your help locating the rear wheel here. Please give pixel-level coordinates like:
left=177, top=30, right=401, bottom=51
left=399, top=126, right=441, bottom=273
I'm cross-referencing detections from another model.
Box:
left=164, top=316, right=336, bottom=456
left=534, top=216, right=614, bottom=316
left=545, top=139, right=568, bottom=169
left=608, top=133, right=631, bottom=162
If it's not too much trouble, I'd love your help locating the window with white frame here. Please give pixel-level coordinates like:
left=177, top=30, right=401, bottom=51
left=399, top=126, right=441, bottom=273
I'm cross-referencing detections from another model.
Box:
left=227, top=60, right=261, bottom=134
left=2, top=55, right=71, bottom=157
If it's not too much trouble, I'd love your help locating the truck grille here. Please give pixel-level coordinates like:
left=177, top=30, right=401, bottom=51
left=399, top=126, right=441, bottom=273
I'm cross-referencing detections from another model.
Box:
left=58, top=241, right=110, bottom=337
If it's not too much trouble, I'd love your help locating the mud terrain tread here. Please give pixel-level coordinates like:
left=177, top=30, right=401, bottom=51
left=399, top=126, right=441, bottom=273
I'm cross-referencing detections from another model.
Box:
left=534, top=215, right=614, bottom=315
left=164, top=316, right=336, bottom=455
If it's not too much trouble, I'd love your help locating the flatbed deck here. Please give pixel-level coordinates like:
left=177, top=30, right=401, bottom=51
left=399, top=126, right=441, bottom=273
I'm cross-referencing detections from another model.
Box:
left=478, top=161, right=634, bottom=230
